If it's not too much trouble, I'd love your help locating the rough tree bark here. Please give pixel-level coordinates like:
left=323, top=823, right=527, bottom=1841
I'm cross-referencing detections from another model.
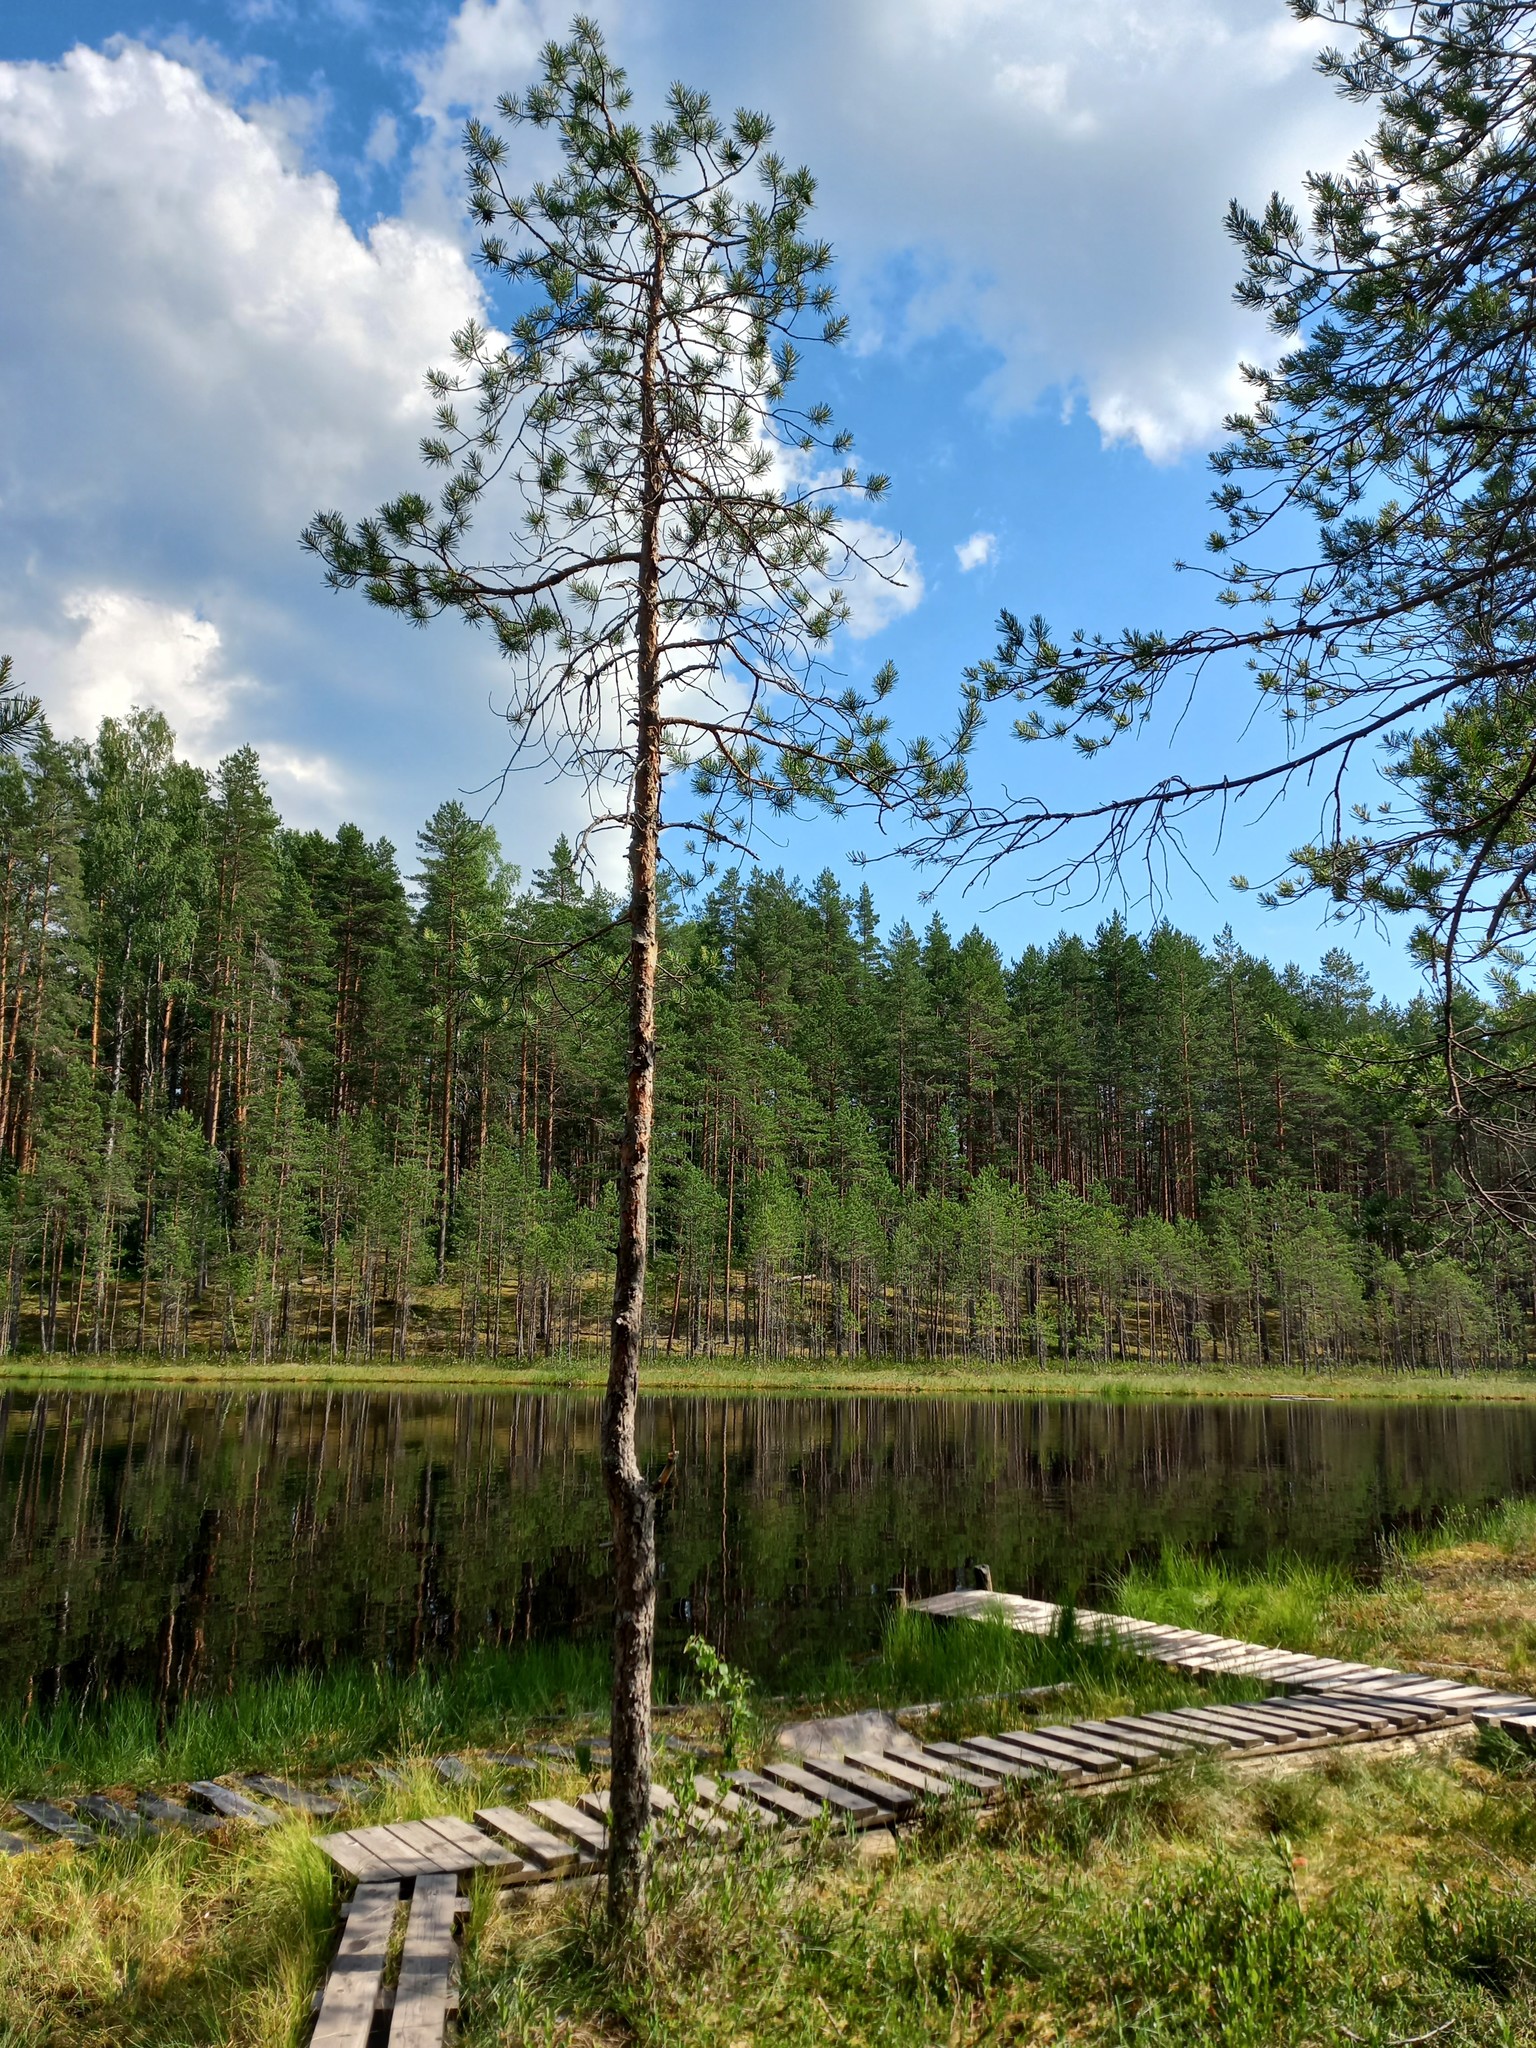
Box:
left=602, top=234, right=665, bottom=1929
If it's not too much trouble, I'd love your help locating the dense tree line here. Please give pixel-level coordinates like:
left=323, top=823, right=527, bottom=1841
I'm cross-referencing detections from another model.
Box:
left=0, top=710, right=1527, bottom=1371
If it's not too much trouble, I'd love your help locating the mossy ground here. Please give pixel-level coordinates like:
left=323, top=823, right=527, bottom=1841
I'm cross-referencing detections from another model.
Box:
left=6, top=1503, right=1536, bottom=2043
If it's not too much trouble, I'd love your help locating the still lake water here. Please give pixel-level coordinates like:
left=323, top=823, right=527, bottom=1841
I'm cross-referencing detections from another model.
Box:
left=4, top=1386, right=1536, bottom=1708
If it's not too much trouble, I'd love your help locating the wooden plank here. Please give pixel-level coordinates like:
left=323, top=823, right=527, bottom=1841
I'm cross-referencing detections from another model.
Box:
left=951, top=1734, right=1077, bottom=1779
left=136, top=1793, right=222, bottom=1835
left=1067, top=1720, right=1196, bottom=1761
left=1193, top=1704, right=1335, bottom=1746
left=475, top=1807, right=586, bottom=1871
left=11, top=1799, right=94, bottom=1844
left=0, top=1827, right=36, bottom=1855
left=336, top=1824, right=446, bottom=1878
left=1476, top=1710, right=1536, bottom=1748
left=528, top=1798, right=610, bottom=1858
left=762, top=1761, right=880, bottom=1823
left=693, top=1774, right=779, bottom=1827
left=1309, top=1690, right=1443, bottom=1725
left=990, top=1729, right=1130, bottom=1776
left=844, top=1751, right=958, bottom=1798
left=1096, top=1716, right=1230, bottom=1753
left=326, top=1776, right=374, bottom=1801
left=725, top=1770, right=825, bottom=1824
left=1138, top=1710, right=1273, bottom=1753
left=242, top=1774, right=340, bottom=1817
left=937, top=1736, right=1059, bottom=1780
left=794, top=1757, right=915, bottom=1814
left=311, top=1881, right=398, bottom=2048
left=316, top=1829, right=404, bottom=1883
left=188, top=1781, right=278, bottom=1827
left=413, top=1814, right=526, bottom=1875
left=1152, top=1706, right=1289, bottom=1747
left=77, top=1795, right=156, bottom=1838
left=576, top=1786, right=686, bottom=1828
left=390, top=1871, right=459, bottom=2048
left=1254, top=1699, right=1391, bottom=1736
left=902, top=1747, right=1001, bottom=1792
left=1035, top=1723, right=1167, bottom=1766
left=374, top=1822, right=468, bottom=1876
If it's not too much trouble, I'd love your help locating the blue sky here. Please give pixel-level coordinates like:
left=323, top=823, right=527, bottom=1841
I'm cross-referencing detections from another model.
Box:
left=0, top=0, right=1412, bottom=988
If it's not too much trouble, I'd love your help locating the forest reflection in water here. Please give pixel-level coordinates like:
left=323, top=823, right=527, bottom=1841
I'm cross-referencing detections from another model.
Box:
left=3, top=1386, right=1536, bottom=1708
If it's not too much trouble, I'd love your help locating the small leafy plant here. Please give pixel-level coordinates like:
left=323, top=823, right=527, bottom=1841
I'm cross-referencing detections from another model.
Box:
left=684, top=1635, right=754, bottom=1768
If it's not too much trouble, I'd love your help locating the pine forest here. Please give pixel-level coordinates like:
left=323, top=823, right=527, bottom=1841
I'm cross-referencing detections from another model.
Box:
left=0, top=709, right=1524, bottom=1373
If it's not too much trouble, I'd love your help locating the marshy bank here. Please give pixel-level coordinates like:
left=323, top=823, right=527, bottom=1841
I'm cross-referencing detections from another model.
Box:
left=5, top=1510, right=1536, bottom=2044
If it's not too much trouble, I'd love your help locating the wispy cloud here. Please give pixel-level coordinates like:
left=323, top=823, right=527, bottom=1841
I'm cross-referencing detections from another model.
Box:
left=955, top=531, right=996, bottom=573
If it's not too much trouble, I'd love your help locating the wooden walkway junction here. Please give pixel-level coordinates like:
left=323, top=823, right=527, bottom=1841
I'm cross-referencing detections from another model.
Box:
left=10, top=1594, right=1536, bottom=2045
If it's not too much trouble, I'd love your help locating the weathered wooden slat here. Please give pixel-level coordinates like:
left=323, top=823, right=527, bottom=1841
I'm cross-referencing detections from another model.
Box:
left=577, top=1786, right=685, bottom=1829
left=331, top=1824, right=444, bottom=1878
left=528, top=1798, right=610, bottom=1858
left=12, top=1799, right=94, bottom=1844
left=937, top=1736, right=1056, bottom=1779
left=1150, top=1707, right=1285, bottom=1748
left=0, top=1827, right=36, bottom=1855
left=910, top=1746, right=1006, bottom=1791
left=1476, top=1709, right=1536, bottom=1747
left=136, top=1792, right=223, bottom=1835
left=1194, top=1704, right=1334, bottom=1746
left=311, top=1881, right=398, bottom=2048
left=434, top=1756, right=475, bottom=1786
left=413, top=1814, right=526, bottom=1876
left=726, top=1769, right=825, bottom=1824
left=1066, top=1720, right=1196, bottom=1761
left=988, top=1729, right=1128, bottom=1775
left=325, top=1776, right=374, bottom=1801
left=316, top=1828, right=404, bottom=1883
left=1037, top=1723, right=1167, bottom=1766
left=694, top=1774, right=780, bottom=1826
left=1096, top=1715, right=1229, bottom=1753
left=762, top=1760, right=880, bottom=1822
left=390, top=1872, right=459, bottom=2048
left=844, top=1750, right=959, bottom=1798
left=77, top=1795, right=156, bottom=1837
left=796, top=1757, right=915, bottom=1814
left=372, top=1822, right=470, bottom=1876
left=1323, top=1691, right=1461, bottom=1722
left=1138, top=1710, right=1272, bottom=1753
left=188, top=1781, right=278, bottom=1826
left=1257, top=1699, right=1391, bottom=1736
left=241, top=1774, right=341, bottom=1817
left=475, top=1806, right=587, bottom=1871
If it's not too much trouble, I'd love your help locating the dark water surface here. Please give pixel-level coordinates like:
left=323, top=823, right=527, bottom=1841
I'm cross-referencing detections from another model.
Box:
left=4, top=1387, right=1536, bottom=1707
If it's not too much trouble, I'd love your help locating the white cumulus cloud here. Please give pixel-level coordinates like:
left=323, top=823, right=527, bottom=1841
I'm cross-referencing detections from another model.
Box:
left=955, top=532, right=997, bottom=573
left=489, top=0, right=1367, bottom=463
left=0, top=40, right=535, bottom=835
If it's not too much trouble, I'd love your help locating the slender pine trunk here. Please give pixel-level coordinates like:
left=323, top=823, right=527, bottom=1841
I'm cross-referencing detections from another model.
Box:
left=603, top=236, right=666, bottom=1933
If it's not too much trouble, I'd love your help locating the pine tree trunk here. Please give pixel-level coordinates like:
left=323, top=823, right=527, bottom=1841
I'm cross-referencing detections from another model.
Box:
left=603, top=243, right=666, bottom=1933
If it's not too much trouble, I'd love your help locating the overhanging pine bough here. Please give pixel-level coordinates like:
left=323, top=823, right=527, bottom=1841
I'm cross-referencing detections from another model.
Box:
left=914, top=0, right=1536, bottom=1230
left=302, top=16, right=968, bottom=1929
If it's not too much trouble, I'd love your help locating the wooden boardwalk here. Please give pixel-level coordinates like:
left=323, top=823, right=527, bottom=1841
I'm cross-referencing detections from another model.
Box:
left=12, top=1586, right=1536, bottom=2046
left=908, top=1588, right=1536, bottom=1724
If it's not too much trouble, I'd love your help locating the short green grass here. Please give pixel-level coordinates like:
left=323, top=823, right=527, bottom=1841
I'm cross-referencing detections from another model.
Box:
left=7, top=1349, right=1536, bottom=1402
left=7, top=1492, right=1536, bottom=2043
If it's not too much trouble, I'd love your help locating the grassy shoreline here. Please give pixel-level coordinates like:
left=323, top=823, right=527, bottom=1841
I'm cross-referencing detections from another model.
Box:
left=5, top=1503, right=1536, bottom=2043
left=5, top=1350, right=1536, bottom=1402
